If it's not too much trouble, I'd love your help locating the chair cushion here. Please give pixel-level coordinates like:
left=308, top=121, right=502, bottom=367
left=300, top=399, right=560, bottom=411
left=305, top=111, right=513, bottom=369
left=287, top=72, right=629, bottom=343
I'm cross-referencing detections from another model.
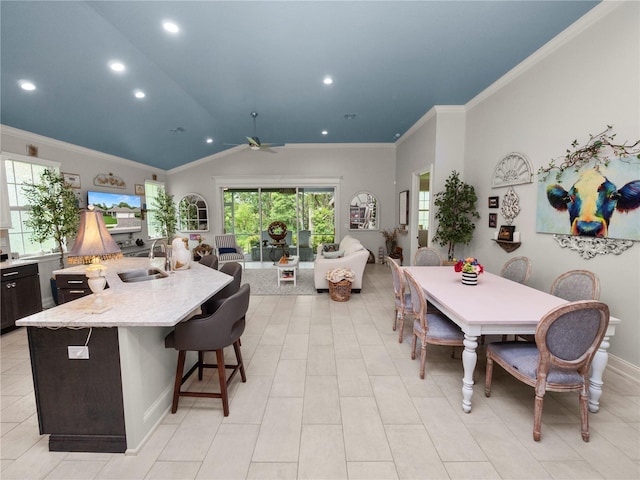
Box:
left=219, top=247, right=237, bottom=254
left=323, top=250, right=344, bottom=259
left=488, top=342, right=584, bottom=384
left=413, top=313, right=464, bottom=341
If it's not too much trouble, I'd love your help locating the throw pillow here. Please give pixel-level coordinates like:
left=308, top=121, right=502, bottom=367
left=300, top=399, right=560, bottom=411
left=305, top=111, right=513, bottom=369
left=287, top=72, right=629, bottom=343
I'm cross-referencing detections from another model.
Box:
left=322, top=243, right=339, bottom=252
left=323, top=250, right=344, bottom=259
left=219, top=247, right=236, bottom=254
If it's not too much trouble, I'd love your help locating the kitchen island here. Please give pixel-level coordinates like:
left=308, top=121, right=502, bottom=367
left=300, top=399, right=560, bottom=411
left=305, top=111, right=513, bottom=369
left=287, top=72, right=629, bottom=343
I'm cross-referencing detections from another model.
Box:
left=16, top=257, right=232, bottom=454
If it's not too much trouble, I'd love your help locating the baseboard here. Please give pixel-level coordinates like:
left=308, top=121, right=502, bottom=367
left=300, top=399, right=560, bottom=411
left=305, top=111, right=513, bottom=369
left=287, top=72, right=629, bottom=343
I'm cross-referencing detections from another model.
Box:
left=607, top=354, right=640, bottom=385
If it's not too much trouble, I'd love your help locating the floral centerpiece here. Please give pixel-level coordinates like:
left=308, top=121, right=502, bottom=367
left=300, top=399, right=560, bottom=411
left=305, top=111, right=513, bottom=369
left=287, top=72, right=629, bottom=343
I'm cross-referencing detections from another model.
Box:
left=326, top=267, right=355, bottom=283
left=454, top=257, right=483, bottom=285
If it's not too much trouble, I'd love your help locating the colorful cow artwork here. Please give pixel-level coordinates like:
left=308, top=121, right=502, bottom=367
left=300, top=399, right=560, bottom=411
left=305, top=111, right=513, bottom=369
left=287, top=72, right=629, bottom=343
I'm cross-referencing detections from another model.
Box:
left=537, top=160, right=640, bottom=241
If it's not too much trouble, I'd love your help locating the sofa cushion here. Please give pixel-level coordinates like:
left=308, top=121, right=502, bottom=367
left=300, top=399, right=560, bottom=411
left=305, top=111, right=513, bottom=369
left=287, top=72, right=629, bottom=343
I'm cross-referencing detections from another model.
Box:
left=323, top=250, right=344, bottom=259
left=344, top=242, right=365, bottom=256
left=339, top=235, right=355, bottom=251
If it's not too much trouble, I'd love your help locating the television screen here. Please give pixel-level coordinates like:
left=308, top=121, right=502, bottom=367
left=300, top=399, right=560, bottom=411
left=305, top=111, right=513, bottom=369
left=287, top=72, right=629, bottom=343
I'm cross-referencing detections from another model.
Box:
left=87, top=191, right=142, bottom=233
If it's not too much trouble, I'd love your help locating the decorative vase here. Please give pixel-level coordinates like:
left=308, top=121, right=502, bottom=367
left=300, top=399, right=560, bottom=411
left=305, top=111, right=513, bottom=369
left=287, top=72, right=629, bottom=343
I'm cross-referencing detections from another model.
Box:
left=461, top=272, right=478, bottom=286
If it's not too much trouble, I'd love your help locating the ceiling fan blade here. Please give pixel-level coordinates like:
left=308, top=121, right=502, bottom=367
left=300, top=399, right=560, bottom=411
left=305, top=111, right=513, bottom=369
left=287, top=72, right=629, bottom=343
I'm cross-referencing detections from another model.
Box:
left=261, top=143, right=285, bottom=148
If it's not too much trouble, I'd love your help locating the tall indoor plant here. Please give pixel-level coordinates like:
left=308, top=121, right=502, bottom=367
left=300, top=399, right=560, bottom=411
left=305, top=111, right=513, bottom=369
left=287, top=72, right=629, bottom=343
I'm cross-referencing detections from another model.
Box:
left=151, top=189, right=177, bottom=240
left=22, top=168, right=80, bottom=269
left=432, top=170, right=480, bottom=261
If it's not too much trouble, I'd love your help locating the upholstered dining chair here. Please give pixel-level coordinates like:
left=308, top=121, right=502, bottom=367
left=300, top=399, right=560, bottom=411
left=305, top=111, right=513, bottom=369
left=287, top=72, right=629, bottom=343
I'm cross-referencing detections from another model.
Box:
left=387, top=256, right=413, bottom=343
left=485, top=300, right=609, bottom=442
left=201, top=261, right=242, bottom=315
left=404, top=270, right=465, bottom=379
left=550, top=269, right=600, bottom=301
left=199, top=254, right=219, bottom=270
left=500, top=256, right=532, bottom=284
left=214, top=234, right=245, bottom=267
left=413, top=247, right=443, bottom=266
left=164, top=283, right=250, bottom=416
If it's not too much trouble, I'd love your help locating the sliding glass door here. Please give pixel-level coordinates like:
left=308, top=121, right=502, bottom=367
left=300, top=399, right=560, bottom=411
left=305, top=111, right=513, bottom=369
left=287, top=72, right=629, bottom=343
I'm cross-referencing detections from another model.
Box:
left=223, top=186, right=335, bottom=262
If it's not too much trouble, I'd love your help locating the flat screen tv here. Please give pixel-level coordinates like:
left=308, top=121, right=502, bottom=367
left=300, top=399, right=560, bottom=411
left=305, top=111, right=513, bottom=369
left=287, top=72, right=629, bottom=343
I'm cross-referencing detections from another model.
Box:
left=87, top=191, right=142, bottom=233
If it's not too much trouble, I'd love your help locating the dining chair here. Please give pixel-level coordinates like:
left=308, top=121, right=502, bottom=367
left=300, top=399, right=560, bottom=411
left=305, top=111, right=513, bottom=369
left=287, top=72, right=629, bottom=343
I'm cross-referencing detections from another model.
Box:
left=500, top=256, right=532, bottom=284
left=214, top=234, right=245, bottom=267
left=199, top=254, right=219, bottom=270
left=550, top=269, right=600, bottom=301
left=413, top=247, right=443, bottom=266
left=164, top=283, right=250, bottom=416
left=404, top=270, right=464, bottom=379
left=485, top=300, right=609, bottom=442
left=201, top=261, right=243, bottom=315
left=387, top=256, right=413, bottom=343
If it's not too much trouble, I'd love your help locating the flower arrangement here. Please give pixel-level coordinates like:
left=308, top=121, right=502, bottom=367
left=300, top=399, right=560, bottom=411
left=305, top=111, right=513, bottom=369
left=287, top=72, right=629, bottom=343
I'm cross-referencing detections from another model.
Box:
left=454, top=257, right=484, bottom=275
left=326, top=267, right=355, bottom=283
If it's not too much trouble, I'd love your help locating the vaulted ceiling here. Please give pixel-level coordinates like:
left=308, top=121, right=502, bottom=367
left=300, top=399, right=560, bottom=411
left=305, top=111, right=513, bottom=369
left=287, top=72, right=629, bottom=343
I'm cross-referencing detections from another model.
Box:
left=1, top=1, right=599, bottom=170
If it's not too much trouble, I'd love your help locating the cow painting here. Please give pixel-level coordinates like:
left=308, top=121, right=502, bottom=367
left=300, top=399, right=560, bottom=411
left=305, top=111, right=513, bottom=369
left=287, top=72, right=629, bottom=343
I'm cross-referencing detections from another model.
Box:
left=545, top=168, right=640, bottom=238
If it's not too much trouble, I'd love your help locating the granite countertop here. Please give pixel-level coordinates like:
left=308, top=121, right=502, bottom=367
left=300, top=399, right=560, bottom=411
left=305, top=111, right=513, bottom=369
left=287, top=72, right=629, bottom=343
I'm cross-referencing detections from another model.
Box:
left=0, top=258, right=40, bottom=269
left=16, top=257, right=232, bottom=328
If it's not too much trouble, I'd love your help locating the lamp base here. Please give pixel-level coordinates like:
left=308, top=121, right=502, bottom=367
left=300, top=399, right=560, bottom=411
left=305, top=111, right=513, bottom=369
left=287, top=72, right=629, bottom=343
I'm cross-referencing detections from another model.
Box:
left=86, top=264, right=111, bottom=314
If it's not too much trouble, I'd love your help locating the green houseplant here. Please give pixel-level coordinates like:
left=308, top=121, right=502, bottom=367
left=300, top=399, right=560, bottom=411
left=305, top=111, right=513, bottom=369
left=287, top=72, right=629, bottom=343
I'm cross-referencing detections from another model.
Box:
left=432, top=170, right=480, bottom=261
left=150, top=189, right=177, bottom=240
left=22, top=168, right=80, bottom=268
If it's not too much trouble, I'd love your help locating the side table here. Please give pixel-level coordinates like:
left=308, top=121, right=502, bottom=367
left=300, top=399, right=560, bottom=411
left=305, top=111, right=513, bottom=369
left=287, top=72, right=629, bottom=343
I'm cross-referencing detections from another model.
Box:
left=276, top=256, right=299, bottom=287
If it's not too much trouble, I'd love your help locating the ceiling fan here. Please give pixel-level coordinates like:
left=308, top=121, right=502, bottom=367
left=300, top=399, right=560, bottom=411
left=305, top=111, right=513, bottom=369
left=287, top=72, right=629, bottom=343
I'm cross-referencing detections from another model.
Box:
left=228, top=112, right=284, bottom=152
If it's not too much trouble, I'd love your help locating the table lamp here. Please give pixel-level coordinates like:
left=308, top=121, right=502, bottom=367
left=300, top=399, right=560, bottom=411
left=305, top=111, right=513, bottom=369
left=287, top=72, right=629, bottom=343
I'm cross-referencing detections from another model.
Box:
left=68, top=206, right=122, bottom=313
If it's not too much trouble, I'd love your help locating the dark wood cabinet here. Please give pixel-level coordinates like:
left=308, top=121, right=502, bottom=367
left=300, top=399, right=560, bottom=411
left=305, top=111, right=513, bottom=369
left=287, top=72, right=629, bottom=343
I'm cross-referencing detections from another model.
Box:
left=1, top=262, right=42, bottom=333
left=55, top=274, right=92, bottom=304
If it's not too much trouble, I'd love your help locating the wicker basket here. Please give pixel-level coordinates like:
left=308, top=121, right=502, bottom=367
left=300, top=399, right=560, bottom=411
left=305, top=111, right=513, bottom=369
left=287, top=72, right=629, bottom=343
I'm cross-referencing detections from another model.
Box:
left=329, top=279, right=352, bottom=302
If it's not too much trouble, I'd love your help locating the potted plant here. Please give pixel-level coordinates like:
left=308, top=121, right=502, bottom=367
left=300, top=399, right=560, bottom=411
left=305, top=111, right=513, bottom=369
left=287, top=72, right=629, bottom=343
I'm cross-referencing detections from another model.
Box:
left=22, top=168, right=80, bottom=269
left=432, top=171, right=480, bottom=261
left=150, top=189, right=177, bottom=240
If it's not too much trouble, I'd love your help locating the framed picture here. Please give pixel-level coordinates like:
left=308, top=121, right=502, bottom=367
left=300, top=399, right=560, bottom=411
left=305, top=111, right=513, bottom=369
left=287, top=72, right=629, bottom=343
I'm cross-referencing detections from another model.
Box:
left=135, top=184, right=145, bottom=195
left=488, top=196, right=499, bottom=208
left=488, top=213, right=497, bottom=228
left=498, top=225, right=516, bottom=241
left=399, top=190, right=409, bottom=226
left=62, top=172, right=81, bottom=189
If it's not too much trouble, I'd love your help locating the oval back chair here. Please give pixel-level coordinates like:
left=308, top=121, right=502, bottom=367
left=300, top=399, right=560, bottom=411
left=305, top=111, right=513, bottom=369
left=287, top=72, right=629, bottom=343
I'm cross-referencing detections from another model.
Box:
left=387, top=256, right=412, bottom=343
left=413, top=247, right=443, bottom=266
left=500, top=256, right=532, bottom=284
left=550, top=270, right=600, bottom=301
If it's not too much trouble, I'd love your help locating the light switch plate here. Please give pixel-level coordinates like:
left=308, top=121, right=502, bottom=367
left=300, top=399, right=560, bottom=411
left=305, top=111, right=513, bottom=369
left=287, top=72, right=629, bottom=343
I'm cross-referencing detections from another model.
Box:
left=68, top=346, right=89, bottom=359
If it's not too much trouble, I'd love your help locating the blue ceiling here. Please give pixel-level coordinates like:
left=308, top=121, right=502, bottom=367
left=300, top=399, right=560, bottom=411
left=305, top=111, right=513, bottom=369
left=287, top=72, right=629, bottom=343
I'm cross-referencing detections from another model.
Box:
left=1, top=1, right=599, bottom=170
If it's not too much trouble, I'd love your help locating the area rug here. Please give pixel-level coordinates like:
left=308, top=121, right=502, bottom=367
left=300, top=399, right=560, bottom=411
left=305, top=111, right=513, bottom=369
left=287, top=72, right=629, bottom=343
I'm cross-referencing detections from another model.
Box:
left=242, top=267, right=317, bottom=295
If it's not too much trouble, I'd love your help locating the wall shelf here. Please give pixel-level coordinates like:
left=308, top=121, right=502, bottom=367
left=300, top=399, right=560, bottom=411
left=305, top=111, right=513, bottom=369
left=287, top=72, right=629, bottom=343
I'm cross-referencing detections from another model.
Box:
left=492, top=239, right=521, bottom=253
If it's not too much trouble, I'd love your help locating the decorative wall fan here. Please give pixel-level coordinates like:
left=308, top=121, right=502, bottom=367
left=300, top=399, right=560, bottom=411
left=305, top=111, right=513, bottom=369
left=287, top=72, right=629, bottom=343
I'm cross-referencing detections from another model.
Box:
left=227, top=112, right=284, bottom=152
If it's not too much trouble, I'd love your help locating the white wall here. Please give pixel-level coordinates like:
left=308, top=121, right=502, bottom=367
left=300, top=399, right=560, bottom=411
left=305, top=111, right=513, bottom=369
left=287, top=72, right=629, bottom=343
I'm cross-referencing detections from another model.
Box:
left=396, top=2, right=640, bottom=368
left=168, top=143, right=397, bottom=255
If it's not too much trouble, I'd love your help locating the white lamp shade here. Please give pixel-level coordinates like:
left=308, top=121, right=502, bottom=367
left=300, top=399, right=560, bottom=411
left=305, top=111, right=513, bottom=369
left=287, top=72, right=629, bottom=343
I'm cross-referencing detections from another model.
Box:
left=68, top=209, right=122, bottom=264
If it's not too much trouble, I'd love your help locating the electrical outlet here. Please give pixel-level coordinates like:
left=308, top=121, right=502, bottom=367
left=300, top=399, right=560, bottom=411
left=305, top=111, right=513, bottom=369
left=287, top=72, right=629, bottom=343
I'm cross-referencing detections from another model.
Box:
left=68, top=346, right=89, bottom=360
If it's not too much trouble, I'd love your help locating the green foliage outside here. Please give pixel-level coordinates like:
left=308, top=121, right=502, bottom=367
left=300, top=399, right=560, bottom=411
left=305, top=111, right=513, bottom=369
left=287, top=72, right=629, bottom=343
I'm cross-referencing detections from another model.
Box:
left=432, top=171, right=480, bottom=261
left=22, top=168, right=80, bottom=268
left=223, top=189, right=335, bottom=252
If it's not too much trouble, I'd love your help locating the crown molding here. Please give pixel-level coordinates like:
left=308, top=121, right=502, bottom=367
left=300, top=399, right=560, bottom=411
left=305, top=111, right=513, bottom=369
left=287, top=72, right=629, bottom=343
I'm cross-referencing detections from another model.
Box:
left=0, top=124, right=161, bottom=172
left=466, top=1, right=622, bottom=111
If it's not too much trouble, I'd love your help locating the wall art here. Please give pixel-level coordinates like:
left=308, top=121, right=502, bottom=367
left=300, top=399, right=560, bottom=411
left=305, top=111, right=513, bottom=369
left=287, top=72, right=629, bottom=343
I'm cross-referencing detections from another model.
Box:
left=94, top=173, right=126, bottom=189
left=491, top=152, right=533, bottom=188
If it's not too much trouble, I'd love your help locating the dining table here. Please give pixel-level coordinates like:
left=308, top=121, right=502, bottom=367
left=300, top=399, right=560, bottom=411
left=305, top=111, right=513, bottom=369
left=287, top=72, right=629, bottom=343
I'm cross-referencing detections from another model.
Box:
left=403, top=266, right=620, bottom=414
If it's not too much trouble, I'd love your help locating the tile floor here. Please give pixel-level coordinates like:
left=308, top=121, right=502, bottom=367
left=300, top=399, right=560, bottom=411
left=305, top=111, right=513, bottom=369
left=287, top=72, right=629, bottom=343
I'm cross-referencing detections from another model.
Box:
left=1, top=263, right=639, bottom=479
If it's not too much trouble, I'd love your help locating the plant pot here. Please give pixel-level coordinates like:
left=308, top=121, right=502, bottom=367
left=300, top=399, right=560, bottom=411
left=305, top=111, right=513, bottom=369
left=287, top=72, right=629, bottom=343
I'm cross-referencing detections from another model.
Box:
left=461, top=272, right=478, bottom=286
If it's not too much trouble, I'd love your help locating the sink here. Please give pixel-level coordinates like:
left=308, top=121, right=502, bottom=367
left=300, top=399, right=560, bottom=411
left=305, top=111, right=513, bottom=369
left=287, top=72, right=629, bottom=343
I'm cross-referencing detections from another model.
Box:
left=117, top=268, right=169, bottom=283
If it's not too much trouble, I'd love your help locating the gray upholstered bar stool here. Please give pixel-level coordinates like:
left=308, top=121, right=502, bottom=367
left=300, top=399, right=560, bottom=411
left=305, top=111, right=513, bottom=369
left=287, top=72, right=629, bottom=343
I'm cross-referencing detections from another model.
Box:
left=164, top=283, right=250, bottom=416
left=201, top=261, right=242, bottom=315
left=199, top=254, right=219, bottom=270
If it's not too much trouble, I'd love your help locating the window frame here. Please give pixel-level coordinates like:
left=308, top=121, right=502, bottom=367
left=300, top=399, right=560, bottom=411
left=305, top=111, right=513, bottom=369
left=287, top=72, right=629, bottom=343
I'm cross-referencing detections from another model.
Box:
left=144, top=179, right=166, bottom=240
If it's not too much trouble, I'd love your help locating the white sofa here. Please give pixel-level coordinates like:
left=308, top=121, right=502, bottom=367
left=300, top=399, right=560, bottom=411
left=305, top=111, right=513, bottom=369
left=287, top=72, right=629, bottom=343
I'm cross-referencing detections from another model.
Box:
left=313, top=235, right=369, bottom=292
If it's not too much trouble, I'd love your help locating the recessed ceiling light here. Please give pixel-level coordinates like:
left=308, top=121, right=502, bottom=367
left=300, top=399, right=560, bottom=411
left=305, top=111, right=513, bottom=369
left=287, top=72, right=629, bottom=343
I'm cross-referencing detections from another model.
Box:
left=134, top=90, right=145, bottom=99
left=109, top=61, right=125, bottom=73
left=19, top=80, right=36, bottom=91
left=163, top=21, right=179, bottom=33
left=323, top=76, right=333, bottom=85
left=206, top=138, right=214, bottom=144
left=321, top=130, right=328, bottom=135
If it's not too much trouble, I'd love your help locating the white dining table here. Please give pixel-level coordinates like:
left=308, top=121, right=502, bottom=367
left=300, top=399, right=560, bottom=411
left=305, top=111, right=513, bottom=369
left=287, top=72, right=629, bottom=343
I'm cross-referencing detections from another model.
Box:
left=404, top=266, right=620, bottom=414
